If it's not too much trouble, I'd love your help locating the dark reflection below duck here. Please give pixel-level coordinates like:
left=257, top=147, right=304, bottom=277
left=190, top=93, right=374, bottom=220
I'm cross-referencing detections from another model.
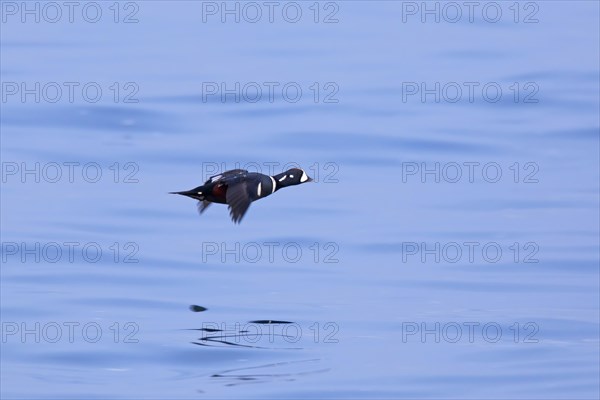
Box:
left=186, top=307, right=330, bottom=389
left=188, top=319, right=303, bottom=350
left=209, top=359, right=329, bottom=387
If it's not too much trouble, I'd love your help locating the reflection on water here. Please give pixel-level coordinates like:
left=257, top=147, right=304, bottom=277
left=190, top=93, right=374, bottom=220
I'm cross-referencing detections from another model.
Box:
left=208, top=359, right=329, bottom=388
left=190, top=304, right=208, bottom=312
left=190, top=319, right=303, bottom=350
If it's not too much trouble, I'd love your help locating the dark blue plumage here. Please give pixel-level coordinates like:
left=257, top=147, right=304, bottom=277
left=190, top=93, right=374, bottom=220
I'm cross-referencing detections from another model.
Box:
left=171, top=168, right=312, bottom=223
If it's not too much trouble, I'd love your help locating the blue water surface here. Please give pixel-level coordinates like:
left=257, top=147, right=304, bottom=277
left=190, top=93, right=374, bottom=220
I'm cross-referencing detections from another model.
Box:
left=1, top=1, right=599, bottom=399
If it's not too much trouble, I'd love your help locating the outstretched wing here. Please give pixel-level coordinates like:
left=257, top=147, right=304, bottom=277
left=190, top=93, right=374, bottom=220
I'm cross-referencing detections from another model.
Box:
left=196, top=200, right=211, bottom=215
left=204, top=169, right=247, bottom=185
left=226, top=182, right=251, bottom=224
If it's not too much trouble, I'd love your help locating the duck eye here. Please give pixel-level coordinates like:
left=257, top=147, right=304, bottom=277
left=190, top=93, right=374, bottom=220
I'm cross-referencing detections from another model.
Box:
left=290, top=175, right=294, bottom=178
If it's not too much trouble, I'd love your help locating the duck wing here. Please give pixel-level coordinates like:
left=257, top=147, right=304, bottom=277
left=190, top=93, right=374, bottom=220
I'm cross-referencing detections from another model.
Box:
left=226, top=182, right=252, bottom=224
left=204, top=169, right=248, bottom=185
left=196, top=200, right=212, bottom=215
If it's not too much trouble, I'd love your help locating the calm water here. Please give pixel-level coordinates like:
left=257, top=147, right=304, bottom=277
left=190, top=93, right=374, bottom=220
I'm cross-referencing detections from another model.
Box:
left=1, top=1, right=599, bottom=399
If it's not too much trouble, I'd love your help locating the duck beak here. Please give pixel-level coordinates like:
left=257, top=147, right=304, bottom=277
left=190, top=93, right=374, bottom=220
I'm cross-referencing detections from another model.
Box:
left=300, top=170, right=313, bottom=183
left=170, top=189, right=203, bottom=200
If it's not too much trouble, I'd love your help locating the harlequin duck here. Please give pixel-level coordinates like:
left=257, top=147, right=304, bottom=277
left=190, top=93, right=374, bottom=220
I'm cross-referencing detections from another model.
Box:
left=171, top=168, right=313, bottom=223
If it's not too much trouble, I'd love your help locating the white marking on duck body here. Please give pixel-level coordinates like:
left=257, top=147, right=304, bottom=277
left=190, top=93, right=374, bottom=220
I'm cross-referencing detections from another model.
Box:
left=278, top=175, right=287, bottom=182
left=270, top=176, right=277, bottom=193
left=257, top=182, right=262, bottom=197
left=300, top=170, right=309, bottom=182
